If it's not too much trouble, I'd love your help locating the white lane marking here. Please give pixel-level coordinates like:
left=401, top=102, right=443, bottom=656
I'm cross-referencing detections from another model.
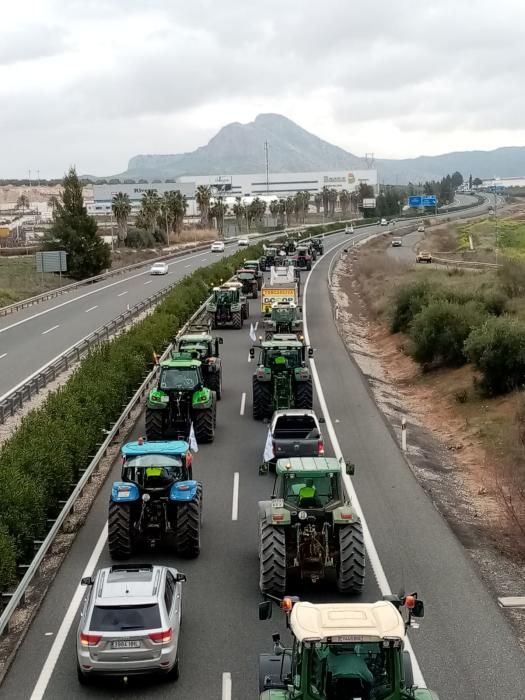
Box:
left=29, top=524, right=108, bottom=700
left=231, top=473, right=239, bottom=521
left=240, top=392, right=246, bottom=415
left=0, top=249, right=213, bottom=336
left=117, top=291, right=128, bottom=297
left=303, top=237, right=426, bottom=687
left=0, top=353, right=6, bottom=359
left=143, top=280, right=152, bottom=285
left=41, top=324, right=59, bottom=335
left=85, top=305, right=98, bottom=313
left=184, top=264, right=191, bottom=268
left=222, top=672, right=232, bottom=700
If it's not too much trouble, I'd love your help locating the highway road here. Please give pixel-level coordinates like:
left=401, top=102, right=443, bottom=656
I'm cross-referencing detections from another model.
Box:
left=2, top=199, right=525, bottom=699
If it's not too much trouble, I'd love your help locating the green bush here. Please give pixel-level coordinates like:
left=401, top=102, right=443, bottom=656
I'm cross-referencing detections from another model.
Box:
left=498, top=257, right=525, bottom=298
left=0, top=242, right=263, bottom=589
left=409, top=300, right=486, bottom=367
left=464, top=316, right=525, bottom=395
left=390, top=280, right=443, bottom=333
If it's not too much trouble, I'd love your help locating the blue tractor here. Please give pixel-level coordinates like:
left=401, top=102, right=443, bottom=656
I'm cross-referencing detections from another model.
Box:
left=108, top=440, right=202, bottom=559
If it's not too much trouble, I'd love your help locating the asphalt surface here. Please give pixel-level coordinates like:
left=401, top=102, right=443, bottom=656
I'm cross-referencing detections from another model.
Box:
left=4, top=194, right=523, bottom=699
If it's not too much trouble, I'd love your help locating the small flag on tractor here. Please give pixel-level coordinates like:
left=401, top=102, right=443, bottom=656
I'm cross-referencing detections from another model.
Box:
left=249, top=322, right=257, bottom=343
left=189, top=422, right=199, bottom=452
left=263, top=426, right=274, bottom=463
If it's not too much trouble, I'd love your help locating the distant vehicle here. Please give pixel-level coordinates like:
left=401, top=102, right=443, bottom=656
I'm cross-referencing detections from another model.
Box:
left=416, top=251, right=432, bottom=264
left=150, top=262, right=169, bottom=275
left=345, top=224, right=354, bottom=234
left=391, top=238, right=402, bottom=247
left=417, top=225, right=425, bottom=233
left=77, top=564, right=185, bottom=684
left=237, top=237, right=249, bottom=247
left=211, top=241, right=225, bottom=252
left=380, top=218, right=388, bottom=226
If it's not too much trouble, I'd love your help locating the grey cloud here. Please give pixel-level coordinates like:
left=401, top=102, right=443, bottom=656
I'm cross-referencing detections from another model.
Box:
left=0, top=24, right=66, bottom=66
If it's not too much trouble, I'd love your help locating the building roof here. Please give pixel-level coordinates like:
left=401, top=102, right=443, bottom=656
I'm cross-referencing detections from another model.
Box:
left=122, top=440, right=189, bottom=457
left=290, top=601, right=406, bottom=643
left=276, top=457, right=341, bottom=475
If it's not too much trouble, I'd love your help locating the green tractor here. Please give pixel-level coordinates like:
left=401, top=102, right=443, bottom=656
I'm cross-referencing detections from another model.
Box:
left=236, top=268, right=259, bottom=299
left=260, top=247, right=278, bottom=271
left=263, top=301, right=303, bottom=340
left=250, top=339, right=313, bottom=420
left=258, top=457, right=365, bottom=596
left=257, top=593, right=439, bottom=699
left=173, top=323, right=223, bottom=399
left=206, top=285, right=244, bottom=329
left=243, top=259, right=264, bottom=290
left=146, top=354, right=216, bottom=443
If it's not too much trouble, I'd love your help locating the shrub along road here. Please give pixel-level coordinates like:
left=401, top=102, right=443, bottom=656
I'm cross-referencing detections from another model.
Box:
left=1, top=229, right=525, bottom=700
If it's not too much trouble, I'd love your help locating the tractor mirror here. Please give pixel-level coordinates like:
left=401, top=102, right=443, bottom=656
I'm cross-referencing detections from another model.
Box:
left=175, top=573, right=187, bottom=583
left=318, top=416, right=325, bottom=423
left=259, top=601, right=272, bottom=620
left=259, top=462, right=269, bottom=475
left=81, top=576, right=94, bottom=586
left=412, top=599, right=425, bottom=618
left=249, top=348, right=255, bottom=358
left=308, top=348, right=314, bottom=357
left=218, top=338, right=224, bottom=345
left=345, top=462, right=355, bottom=476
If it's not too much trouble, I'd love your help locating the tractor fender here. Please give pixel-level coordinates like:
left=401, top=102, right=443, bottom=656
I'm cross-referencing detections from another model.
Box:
left=332, top=505, right=360, bottom=525
left=147, top=389, right=169, bottom=409
left=169, top=479, right=200, bottom=502
left=413, top=690, right=441, bottom=700
left=258, top=500, right=272, bottom=523
left=111, top=481, right=140, bottom=503
left=258, top=653, right=291, bottom=693
left=293, top=367, right=311, bottom=382
left=255, top=367, right=272, bottom=382
left=259, top=500, right=292, bottom=526
left=192, top=387, right=214, bottom=409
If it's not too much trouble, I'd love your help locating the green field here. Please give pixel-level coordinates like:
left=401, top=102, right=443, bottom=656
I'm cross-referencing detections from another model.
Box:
left=457, top=217, right=525, bottom=256
left=0, top=256, right=66, bottom=307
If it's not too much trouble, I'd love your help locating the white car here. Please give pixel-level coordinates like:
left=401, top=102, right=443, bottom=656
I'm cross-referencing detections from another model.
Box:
left=380, top=218, right=388, bottom=226
left=150, top=262, right=169, bottom=275
left=237, top=237, right=249, bottom=247
left=391, top=238, right=402, bottom=247
left=417, top=225, right=425, bottom=233
left=211, top=241, right=225, bottom=252
left=345, top=225, right=354, bottom=234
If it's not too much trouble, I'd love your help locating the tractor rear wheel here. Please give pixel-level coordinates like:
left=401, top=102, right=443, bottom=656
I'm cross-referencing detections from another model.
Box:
left=243, top=303, right=250, bottom=320
left=295, top=379, right=313, bottom=409
left=336, top=523, right=365, bottom=594
left=175, top=500, right=201, bottom=558
left=145, top=407, right=164, bottom=440
left=259, top=522, right=287, bottom=596
left=108, top=501, right=133, bottom=559
left=252, top=376, right=272, bottom=419
left=207, top=370, right=222, bottom=400
left=193, top=403, right=215, bottom=443
left=232, top=311, right=242, bottom=329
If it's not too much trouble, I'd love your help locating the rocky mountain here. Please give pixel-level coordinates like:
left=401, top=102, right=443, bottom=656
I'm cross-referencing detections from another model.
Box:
left=104, top=114, right=525, bottom=184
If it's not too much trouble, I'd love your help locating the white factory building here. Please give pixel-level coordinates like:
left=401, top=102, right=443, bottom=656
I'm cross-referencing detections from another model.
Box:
left=88, top=170, right=377, bottom=216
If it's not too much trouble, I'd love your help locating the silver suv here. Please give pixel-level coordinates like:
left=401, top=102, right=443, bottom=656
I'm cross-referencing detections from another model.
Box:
left=77, top=564, right=185, bottom=684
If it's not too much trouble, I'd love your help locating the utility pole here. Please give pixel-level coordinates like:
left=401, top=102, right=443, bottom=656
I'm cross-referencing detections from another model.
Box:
left=37, top=170, right=40, bottom=187
left=264, top=141, right=270, bottom=195
left=494, top=181, right=498, bottom=265
left=28, top=169, right=31, bottom=187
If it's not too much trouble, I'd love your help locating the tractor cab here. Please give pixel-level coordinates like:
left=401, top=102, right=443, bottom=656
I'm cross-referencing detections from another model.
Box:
left=213, top=286, right=240, bottom=305
left=158, top=356, right=203, bottom=392
left=119, top=439, right=193, bottom=492
left=264, top=301, right=303, bottom=339
left=257, top=595, right=430, bottom=699
left=235, top=268, right=259, bottom=299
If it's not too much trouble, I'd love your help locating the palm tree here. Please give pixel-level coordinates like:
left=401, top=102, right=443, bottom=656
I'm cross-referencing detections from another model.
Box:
left=339, top=190, right=351, bottom=218
left=269, top=200, right=280, bottom=225
left=277, top=199, right=286, bottom=227
left=314, top=193, right=322, bottom=214
left=284, top=197, right=295, bottom=226
left=16, top=193, right=30, bottom=214
left=195, top=185, right=211, bottom=227
left=328, top=189, right=339, bottom=217
left=210, top=199, right=228, bottom=238
left=111, top=192, right=132, bottom=246
left=232, top=197, right=245, bottom=234
left=321, top=186, right=330, bottom=215
left=140, top=190, right=160, bottom=235
left=171, top=191, right=187, bottom=236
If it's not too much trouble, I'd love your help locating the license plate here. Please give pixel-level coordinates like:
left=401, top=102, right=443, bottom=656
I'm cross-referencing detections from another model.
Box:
left=111, top=640, right=141, bottom=649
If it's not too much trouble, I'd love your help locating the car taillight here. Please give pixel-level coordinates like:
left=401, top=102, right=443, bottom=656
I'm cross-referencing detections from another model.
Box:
left=149, top=628, right=172, bottom=644
left=317, top=440, right=325, bottom=456
left=80, top=633, right=102, bottom=647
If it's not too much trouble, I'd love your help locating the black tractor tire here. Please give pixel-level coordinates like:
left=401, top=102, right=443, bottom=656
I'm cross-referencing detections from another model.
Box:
left=108, top=501, right=133, bottom=559
left=403, top=650, right=414, bottom=690
left=232, top=311, right=243, bottom=329
left=252, top=289, right=259, bottom=299
left=259, top=522, right=287, bottom=596
left=175, top=499, right=201, bottom=558
left=336, top=522, right=365, bottom=594
left=207, top=370, right=222, bottom=400
left=243, top=303, right=250, bottom=320
left=193, top=403, right=215, bottom=443
left=145, top=407, right=164, bottom=441
left=257, top=278, right=263, bottom=290
left=253, top=376, right=272, bottom=420
left=295, top=379, right=313, bottom=409
left=306, top=262, right=312, bottom=270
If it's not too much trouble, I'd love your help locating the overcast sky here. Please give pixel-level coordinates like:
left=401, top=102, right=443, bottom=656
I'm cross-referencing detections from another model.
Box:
left=2, top=0, right=525, bottom=178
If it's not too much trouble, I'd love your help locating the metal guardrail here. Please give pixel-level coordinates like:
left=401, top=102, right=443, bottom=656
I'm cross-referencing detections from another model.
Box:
left=432, top=256, right=501, bottom=269
left=0, top=295, right=210, bottom=636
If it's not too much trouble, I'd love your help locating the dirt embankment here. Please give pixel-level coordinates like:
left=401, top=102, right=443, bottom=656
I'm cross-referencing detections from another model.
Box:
left=330, top=241, right=525, bottom=648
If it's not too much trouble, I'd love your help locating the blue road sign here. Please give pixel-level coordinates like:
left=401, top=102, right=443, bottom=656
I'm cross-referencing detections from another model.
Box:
left=408, top=196, right=422, bottom=207
left=408, top=195, right=437, bottom=208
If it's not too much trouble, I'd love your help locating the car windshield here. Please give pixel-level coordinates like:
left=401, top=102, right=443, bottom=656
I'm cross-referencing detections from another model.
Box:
left=159, top=367, right=199, bottom=390
left=308, top=642, right=395, bottom=699
left=90, top=604, right=161, bottom=632
left=280, top=473, right=338, bottom=507
left=237, top=272, right=254, bottom=280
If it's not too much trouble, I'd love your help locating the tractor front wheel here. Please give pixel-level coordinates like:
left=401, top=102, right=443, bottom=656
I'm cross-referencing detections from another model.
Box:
left=193, top=402, right=215, bottom=443
left=336, top=523, right=365, bottom=594
left=259, top=522, right=287, bottom=596
left=145, top=407, right=164, bottom=441
left=208, top=370, right=222, bottom=400
left=108, top=501, right=134, bottom=559
left=175, top=500, right=201, bottom=558
left=252, top=377, right=272, bottom=420
left=295, top=379, right=313, bottom=409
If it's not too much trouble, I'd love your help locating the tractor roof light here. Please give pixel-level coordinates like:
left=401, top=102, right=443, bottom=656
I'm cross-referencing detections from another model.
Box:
left=280, top=596, right=297, bottom=613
